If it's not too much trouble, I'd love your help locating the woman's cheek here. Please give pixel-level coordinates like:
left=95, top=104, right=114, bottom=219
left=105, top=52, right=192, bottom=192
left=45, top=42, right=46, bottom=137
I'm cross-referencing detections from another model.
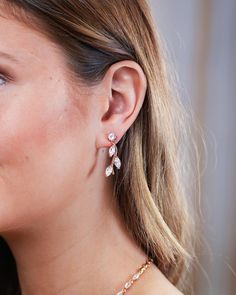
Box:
left=0, top=77, right=73, bottom=162
left=0, top=87, right=86, bottom=231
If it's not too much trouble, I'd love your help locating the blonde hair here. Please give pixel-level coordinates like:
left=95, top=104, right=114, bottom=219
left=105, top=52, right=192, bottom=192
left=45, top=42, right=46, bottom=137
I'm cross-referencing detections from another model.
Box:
left=0, top=1, right=196, bottom=293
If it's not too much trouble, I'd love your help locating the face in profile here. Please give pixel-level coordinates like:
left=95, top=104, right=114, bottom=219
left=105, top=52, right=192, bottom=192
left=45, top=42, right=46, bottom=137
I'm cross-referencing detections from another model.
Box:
left=0, top=14, right=99, bottom=233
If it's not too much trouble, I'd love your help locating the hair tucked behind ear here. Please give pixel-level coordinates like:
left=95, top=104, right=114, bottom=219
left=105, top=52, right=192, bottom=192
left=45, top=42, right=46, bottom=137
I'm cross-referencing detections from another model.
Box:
left=0, top=1, right=197, bottom=294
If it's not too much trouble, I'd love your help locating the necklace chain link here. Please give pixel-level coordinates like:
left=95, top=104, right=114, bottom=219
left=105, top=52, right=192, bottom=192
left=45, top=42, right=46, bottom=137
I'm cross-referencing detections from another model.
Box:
left=116, top=257, right=154, bottom=295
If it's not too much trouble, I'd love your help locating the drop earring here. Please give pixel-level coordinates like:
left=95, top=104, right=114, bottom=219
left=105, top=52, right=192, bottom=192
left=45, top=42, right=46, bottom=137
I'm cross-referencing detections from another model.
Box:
left=105, top=132, right=121, bottom=177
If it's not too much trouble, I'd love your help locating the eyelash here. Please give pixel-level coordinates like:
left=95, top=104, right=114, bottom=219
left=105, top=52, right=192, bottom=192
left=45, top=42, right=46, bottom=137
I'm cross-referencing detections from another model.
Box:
left=0, top=74, right=7, bottom=86
left=0, top=68, right=13, bottom=86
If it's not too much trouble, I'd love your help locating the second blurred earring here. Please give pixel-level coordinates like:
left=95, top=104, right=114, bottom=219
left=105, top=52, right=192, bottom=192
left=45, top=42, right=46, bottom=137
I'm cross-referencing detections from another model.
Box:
left=105, top=132, right=121, bottom=177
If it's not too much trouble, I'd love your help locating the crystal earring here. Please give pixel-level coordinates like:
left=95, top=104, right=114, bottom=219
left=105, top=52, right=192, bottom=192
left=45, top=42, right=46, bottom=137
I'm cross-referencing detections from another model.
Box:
left=105, top=132, right=121, bottom=177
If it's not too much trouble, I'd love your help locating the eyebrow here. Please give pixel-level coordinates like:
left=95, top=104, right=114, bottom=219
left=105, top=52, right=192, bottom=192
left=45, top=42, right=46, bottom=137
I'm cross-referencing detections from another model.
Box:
left=0, top=51, right=20, bottom=63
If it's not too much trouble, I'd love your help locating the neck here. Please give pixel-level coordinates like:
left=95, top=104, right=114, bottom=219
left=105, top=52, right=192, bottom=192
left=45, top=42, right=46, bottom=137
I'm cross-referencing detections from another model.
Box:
left=1, top=170, right=147, bottom=295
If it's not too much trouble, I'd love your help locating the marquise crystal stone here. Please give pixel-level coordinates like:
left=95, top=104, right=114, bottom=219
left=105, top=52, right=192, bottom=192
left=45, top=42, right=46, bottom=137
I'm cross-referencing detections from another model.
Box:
left=124, top=280, right=132, bottom=289
left=114, top=156, right=121, bottom=169
left=108, top=132, right=116, bottom=142
left=116, top=291, right=124, bottom=295
left=132, top=272, right=140, bottom=280
left=105, top=165, right=113, bottom=177
left=109, top=144, right=117, bottom=157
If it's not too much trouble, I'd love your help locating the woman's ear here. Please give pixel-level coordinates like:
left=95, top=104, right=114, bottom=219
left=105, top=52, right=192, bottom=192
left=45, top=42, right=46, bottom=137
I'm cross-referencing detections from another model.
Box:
left=96, top=60, right=147, bottom=148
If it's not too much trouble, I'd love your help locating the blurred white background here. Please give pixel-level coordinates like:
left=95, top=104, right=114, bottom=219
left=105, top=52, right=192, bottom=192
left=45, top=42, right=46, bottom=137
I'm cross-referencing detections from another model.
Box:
left=149, top=0, right=236, bottom=294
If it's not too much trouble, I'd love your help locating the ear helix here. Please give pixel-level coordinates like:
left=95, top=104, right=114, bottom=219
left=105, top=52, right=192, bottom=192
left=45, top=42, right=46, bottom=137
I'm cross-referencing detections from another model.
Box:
left=105, top=132, right=121, bottom=177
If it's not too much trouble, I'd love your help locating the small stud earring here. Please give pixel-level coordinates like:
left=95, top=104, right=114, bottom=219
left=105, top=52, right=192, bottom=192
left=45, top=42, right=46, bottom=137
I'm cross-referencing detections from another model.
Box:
left=105, top=132, right=121, bottom=177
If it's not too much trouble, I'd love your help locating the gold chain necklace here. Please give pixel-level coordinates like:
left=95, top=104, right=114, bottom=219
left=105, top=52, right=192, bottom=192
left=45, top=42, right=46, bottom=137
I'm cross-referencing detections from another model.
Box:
left=116, top=257, right=154, bottom=294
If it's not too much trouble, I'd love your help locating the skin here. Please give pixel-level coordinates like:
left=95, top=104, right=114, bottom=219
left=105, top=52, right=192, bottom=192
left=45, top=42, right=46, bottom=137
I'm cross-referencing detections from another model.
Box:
left=0, top=13, right=183, bottom=295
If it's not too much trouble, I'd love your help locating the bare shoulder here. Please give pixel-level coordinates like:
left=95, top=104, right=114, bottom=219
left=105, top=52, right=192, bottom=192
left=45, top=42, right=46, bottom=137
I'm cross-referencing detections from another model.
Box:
left=129, top=263, right=184, bottom=295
